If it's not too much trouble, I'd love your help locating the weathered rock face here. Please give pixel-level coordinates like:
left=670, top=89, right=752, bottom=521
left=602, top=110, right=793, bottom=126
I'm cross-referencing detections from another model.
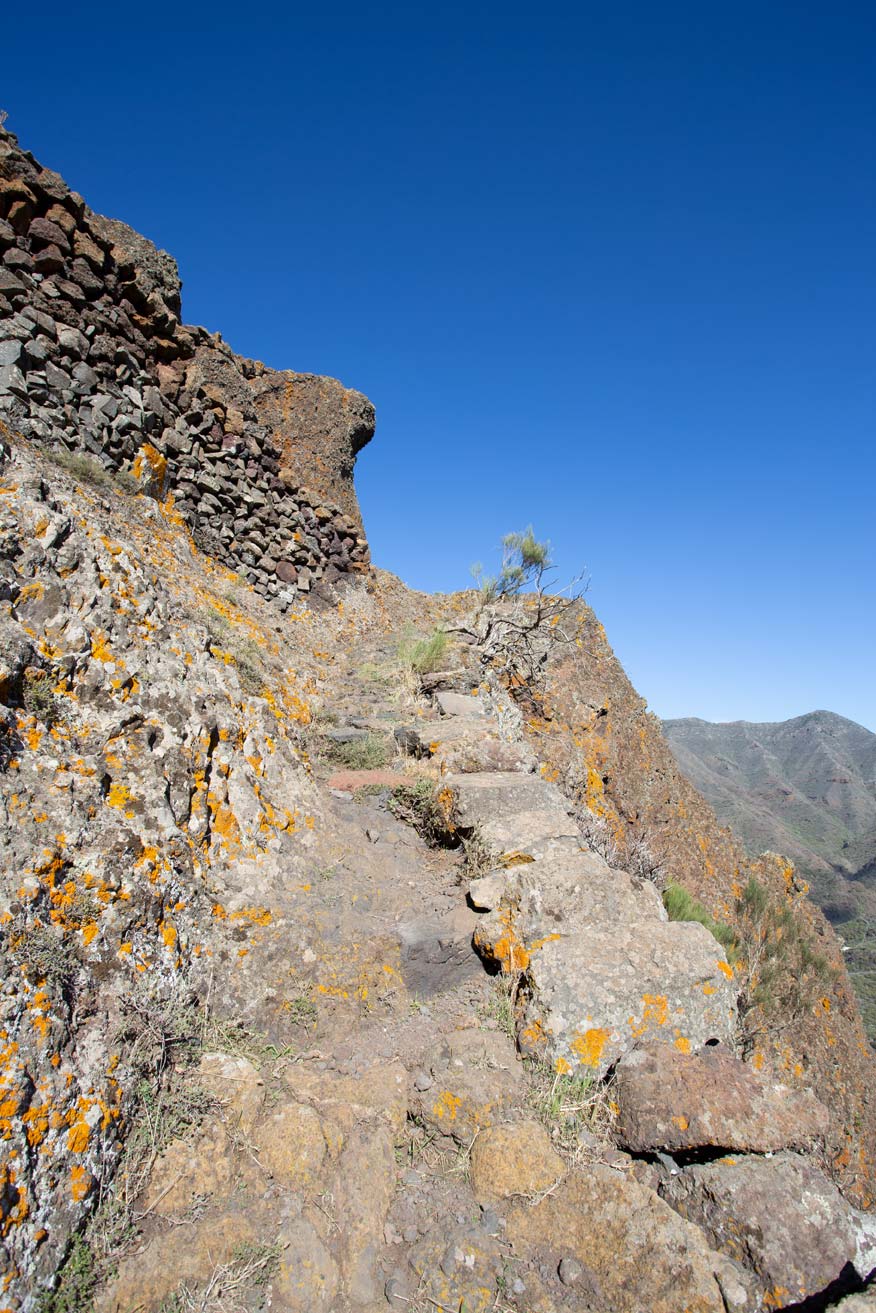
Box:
left=0, top=444, right=321, bottom=1297
left=517, top=597, right=876, bottom=1207
left=0, top=124, right=373, bottom=603
left=659, top=1152, right=876, bottom=1308
left=504, top=1166, right=754, bottom=1313
left=250, top=371, right=375, bottom=533
left=614, top=1040, right=830, bottom=1154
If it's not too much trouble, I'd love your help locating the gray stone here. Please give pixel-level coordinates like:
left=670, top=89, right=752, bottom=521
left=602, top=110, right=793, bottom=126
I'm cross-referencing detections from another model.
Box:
left=0, top=340, right=22, bottom=367
left=0, top=364, right=27, bottom=397
left=660, top=1152, right=876, bottom=1307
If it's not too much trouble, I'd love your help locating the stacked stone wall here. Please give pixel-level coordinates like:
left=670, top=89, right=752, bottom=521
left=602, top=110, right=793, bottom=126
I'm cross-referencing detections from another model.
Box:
left=0, top=126, right=370, bottom=606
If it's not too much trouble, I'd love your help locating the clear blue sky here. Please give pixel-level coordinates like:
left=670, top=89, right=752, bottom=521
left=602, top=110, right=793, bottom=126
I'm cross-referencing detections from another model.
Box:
left=4, top=1, right=875, bottom=730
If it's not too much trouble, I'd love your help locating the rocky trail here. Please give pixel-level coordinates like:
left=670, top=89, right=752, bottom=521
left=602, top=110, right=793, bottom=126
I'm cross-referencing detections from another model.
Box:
left=92, top=627, right=876, bottom=1313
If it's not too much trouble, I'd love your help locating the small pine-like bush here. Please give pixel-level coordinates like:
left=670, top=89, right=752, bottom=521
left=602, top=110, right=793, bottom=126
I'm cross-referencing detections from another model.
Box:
left=397, top=628, right=450, bottom=675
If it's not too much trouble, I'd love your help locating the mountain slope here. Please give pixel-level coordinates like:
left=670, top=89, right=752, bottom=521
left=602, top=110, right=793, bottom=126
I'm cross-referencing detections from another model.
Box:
left=661, top=712, right=876, bottom=919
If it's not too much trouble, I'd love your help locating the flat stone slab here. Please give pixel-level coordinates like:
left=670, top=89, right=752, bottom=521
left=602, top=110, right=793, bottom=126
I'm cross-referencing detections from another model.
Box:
left=504, top=1166, right=753, bottom=1313
left=436, top=690, right=488, bottom=717
left=614, top=1041, right=829, bottom=1154
left=515, top=920, right=737, bottom=1076
left=660, top=1152, right=876, bottom=1308
left=449, top=771, right=580, bottom=857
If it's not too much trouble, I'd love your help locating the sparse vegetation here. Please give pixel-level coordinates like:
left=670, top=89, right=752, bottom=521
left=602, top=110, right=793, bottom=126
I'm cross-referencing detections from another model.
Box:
left=37, top=1235, right=96, bottom=1313
left=156, top=1242, right=281, bottom=1313
left=22, top=669, right=64, bottom=726
left=397, top=627, right=450, bottom=675
left=576, top=807, right=666, bottom=887
left=463, top=527, right=588, bottom=689
left=734, top=875, right=835, bottom=1044
left=479, top=972, right=518, bottom=1038
left=527, top=1060, right=616, bottom=1161
left=458, top=825, right=498, bottom=883
left=203, top=609, right=266, bottom=695
left=663, top=882, right=738, bottom=959
left=319, top=732, right=393, bottom=770
left=389, top=777, right=457, bottom=846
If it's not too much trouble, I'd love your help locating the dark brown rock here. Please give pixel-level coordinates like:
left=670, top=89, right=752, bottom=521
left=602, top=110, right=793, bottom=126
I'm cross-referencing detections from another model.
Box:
left=28, top=216, right=71, bottom=252
left=614, top=1041, right=829, bottom=1153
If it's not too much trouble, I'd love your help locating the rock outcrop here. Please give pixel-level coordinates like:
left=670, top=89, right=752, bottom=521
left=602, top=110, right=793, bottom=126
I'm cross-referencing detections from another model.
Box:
left=0, top=125, right=373, bottom=603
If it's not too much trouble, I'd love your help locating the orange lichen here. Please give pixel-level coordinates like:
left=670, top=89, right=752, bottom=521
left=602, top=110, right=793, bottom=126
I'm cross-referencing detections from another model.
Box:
left=570, top=1027, right=610, bottom=1067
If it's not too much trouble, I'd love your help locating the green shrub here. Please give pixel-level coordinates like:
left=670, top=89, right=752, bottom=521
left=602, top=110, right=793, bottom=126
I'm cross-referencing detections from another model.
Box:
left=663, top=882, right=738, bottom=960
left=22, top=670, right=63, bottom=726
left=397, top=627, right=450, bottom=675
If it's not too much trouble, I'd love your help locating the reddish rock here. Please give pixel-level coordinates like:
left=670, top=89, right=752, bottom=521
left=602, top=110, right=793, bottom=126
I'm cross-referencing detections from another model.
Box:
left=28, top=215, right=71, bottom=252
left=614, top=1041, right=829, bottom=1153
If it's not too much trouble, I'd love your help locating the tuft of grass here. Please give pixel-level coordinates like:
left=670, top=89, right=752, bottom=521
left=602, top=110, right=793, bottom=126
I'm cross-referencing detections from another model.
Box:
left=479, top=973, right=518, bottom=1039
left=389, top=778, right=457, bottom=846
left=663, top=882, right=738, bottom=960
left=527, top=1061, right=617, bottom=1161
left=320, top=732, right=393, bottom=771
left=397, top=627, right=450, bottom=676
left=41, top=447, right=113, bottom=489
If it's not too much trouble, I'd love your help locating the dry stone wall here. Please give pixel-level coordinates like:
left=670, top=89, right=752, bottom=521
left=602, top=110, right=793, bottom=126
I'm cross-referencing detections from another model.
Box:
left=0, top=125, right=373, bottom=606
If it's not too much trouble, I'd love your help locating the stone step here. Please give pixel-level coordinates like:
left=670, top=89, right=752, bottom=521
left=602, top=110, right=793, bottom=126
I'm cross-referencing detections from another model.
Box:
left=449, top=771, right=581, bottom=858
left=396, top=719, right=535, bottom=774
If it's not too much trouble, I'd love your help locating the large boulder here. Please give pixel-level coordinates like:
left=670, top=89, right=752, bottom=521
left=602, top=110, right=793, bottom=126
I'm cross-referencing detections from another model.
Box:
left=659, top=1152, right=876, bottom=1308
left=472, top=850, right=736, bottom=1077
left=614, top=1040, right=829, bottom=1153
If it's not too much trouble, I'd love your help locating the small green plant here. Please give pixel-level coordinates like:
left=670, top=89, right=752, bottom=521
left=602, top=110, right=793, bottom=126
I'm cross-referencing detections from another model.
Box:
left=22, top=670, right=63, bottom=726
left=663, top=882, right=738, bottom=960
left=37, top=1235, right=96, bottom=1313
left=320, top=732, right=393, bottom=770
left=284, top=991, right=318, bottom=1029
left=11, top=923, right=79, bottom=987
left=398, top=627, right=450, bottom=675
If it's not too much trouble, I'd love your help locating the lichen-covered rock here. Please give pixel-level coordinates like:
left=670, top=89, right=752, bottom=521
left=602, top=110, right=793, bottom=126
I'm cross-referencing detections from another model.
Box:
left=614, top=1040, right=829, bottom=1153
left=505, top=1165, right=754, bottom=1313
left=469, top=1120, right=565, bottom=1201
left=450, top=771, right=581, bottom=858
left=0, top=443, right=320, bottom=1300
left=659, top=1152, right=876, bottom=1307
left=257, top=1103, right=328, bottom=1187
left=409, top=1028, right=525, bottom=1143
left=473, top=849, right=735, bottom=1076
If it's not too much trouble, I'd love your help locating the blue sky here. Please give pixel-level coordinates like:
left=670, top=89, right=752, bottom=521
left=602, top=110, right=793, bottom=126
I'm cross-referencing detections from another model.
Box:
left=4, top=1, right=875, bottom=729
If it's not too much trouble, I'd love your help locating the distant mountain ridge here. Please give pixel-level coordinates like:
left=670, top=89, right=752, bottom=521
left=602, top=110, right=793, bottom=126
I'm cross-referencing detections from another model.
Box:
left=662, top=710, right=876, bottom=916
